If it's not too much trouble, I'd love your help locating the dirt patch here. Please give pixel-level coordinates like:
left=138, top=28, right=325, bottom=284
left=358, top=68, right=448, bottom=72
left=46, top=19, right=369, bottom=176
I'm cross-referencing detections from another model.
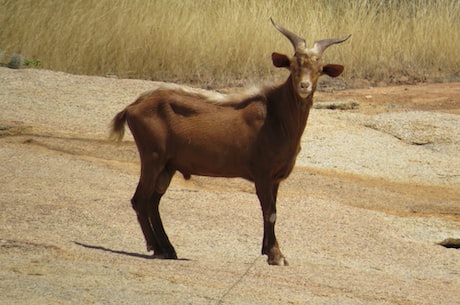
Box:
left=1, top=67, right=459, bottom=304
left=315, top=82, right=460, bottom=115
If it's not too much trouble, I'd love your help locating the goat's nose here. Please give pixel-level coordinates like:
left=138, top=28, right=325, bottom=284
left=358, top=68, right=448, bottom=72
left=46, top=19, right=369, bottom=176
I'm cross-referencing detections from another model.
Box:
left=300, top=81, right=311, bottom=90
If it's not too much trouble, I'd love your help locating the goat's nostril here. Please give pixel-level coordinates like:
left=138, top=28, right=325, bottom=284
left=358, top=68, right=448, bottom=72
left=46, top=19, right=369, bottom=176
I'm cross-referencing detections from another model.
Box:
left=300, top=82, right=310, bottom=90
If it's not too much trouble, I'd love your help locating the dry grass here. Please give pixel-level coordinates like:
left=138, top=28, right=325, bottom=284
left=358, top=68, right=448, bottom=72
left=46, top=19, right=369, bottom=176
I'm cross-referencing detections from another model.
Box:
left=1, top=0, right=459, bottom=87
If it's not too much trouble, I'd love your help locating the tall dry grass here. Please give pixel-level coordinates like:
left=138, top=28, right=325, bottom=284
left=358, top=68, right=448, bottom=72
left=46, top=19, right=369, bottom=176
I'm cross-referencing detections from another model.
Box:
left=1, top=0, right=459, bottom=87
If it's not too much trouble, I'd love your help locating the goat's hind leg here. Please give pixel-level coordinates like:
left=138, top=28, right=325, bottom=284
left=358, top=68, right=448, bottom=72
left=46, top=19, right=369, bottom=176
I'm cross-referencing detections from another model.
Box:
left=131, top=154, right=167, bottom=256
left=148, top=192, right=176, bottom=259
left=132, top=171, right=177, bottom=259
left=148, top=167, right=177, bottom=259
left=131, top=182, right=159, bottom=253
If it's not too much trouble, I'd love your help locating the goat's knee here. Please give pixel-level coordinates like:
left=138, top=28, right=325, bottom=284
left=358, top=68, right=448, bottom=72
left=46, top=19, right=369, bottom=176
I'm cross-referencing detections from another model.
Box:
left=131, top=180, right=155, bottom=212
left=131, top=197, right=140, bottom=212
left=131, top=195, right=147, bottom=214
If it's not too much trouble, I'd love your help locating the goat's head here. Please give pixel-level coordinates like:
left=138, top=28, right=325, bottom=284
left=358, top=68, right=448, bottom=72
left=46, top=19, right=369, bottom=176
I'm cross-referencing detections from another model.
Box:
left=271, top=18, right=351, bottom=99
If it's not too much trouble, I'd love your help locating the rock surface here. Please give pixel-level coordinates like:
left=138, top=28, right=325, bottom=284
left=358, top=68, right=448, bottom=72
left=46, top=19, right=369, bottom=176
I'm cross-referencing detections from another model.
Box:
left=1, top=68, right=459, bottom=304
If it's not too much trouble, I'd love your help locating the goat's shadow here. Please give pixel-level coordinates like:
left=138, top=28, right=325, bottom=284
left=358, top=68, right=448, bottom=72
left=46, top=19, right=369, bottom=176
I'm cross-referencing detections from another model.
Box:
left=73, top=241, right=190, bottom=261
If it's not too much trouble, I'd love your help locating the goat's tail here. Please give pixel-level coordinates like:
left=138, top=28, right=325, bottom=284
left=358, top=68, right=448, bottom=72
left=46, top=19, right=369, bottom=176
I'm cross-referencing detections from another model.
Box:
left=109, top=109, right=127, bottom=142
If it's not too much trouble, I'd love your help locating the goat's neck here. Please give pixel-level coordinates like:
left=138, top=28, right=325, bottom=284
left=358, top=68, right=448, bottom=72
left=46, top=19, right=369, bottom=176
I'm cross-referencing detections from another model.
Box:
left=267, top=76, right=312, bottom=139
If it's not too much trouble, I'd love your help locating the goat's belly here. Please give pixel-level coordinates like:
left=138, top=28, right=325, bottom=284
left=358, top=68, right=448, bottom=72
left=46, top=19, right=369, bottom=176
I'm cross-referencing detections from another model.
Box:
left=176, top=163, right=253, bottom=180
left=170, top=148, right=253, bottom=180
left=166, top=111, right=261, bottom=180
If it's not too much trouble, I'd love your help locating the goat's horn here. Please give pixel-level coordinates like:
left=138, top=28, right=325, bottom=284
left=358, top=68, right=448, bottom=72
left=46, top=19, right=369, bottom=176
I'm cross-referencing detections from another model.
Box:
left=270, top=17, right=306, bottom=50
left=312, top=35, right=352, bottom=55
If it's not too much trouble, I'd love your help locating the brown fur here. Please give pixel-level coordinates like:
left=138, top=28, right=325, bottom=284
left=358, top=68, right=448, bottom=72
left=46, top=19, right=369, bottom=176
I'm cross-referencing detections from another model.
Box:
left=110, top=21, right=349, bottom=265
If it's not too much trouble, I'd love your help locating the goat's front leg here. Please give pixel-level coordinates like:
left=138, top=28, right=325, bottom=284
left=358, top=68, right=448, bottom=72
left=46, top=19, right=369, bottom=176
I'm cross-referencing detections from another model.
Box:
left=255, top=181, right=288, bottom=266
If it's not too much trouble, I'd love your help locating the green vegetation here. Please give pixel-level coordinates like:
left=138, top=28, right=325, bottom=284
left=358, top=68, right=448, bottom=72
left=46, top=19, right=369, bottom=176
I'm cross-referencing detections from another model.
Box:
left=1, top=0, right=459, bottom=86
left=0, top=51, right=41, bottom=69
left=7, top=53, right=23, bottom=69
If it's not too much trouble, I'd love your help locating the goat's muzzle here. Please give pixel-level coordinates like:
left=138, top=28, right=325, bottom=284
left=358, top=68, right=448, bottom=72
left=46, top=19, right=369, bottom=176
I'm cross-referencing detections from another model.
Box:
left=298, top=80, right=313, bottom=99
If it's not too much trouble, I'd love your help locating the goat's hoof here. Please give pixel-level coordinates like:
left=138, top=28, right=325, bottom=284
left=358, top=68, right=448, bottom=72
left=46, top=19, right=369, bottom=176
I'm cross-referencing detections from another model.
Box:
left=153, top=250, right=177, bottom=260
left=267, top=255, right=289, bottom=266
left=266, top=250, right=289, bottom=266
left=146, top=244, right=177, bottom=259
left=264, top=246, right=289, bottom=266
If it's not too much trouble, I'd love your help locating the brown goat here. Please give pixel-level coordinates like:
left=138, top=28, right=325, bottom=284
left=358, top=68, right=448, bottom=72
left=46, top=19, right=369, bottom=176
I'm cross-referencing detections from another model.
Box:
left=110, top=19, right=350, bottom=265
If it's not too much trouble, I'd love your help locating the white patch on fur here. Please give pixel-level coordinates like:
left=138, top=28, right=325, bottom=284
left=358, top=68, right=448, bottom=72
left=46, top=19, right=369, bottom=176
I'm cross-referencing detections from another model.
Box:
left=269, top=213, right=277, bottom=224
left=139, top=82, right=261, bottom=104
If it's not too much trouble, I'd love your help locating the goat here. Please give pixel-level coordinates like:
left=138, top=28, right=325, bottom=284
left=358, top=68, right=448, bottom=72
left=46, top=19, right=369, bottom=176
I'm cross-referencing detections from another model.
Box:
left=110, top=19, right=350, bottom=266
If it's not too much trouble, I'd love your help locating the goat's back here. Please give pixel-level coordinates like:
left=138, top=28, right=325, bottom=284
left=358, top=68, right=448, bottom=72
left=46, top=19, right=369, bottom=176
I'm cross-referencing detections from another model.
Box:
left=123, top=87, right=268, bottom=180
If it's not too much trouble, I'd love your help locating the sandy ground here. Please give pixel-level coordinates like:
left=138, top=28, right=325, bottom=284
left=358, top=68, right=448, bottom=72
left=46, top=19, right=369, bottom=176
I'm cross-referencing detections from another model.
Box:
left=1, top=67, right=459, bottom=304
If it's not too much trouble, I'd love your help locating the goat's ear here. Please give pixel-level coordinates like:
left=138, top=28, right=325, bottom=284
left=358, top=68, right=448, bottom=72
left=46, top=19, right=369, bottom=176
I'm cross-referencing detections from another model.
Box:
left=272, top=52, right=290, bottom=68
left=322, top=64, right=345, bottom=77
